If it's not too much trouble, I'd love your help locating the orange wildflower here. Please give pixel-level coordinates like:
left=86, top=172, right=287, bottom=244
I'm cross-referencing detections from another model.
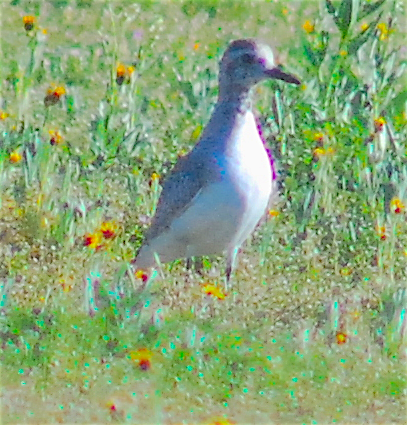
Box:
left=202, top=283, right=226, bottom=300
left=116, top=63, right=126, bottom=85
left=390, top=197, right=404, bottom=214
left=268, top=209, right=280, bottom=218
left=129, top=348, right=152, bottom=370
left=336, top=332, right=347, bottom=345
left=23, top=15, right=36, bottom=31
left=59, top=279, right=73, bottom=293
left=100, top=221, right=118, bottom=239
left=106, top=399, right=117, bottom=412
left=313, top=132, right=324, bottom=142
left=374, top=117, right=386, bottom=132
left=49, top=129, right=63, bottom=146
left=105, top=392, right=133, bottom=415
left=0, top=110, right=9, bottom=120
left=193, top=42, right=200, bottom=51
left=135, top=269, right=149, bottom=282
left=9, top=151, right=22, bottom=163
left=302, top=20, right=314, bottom=34
left=44, top=84, right=66, bottom=106
left=376, top=225, right=386, bottom=241
left=83, top=232, right=103, bottom=249
left=116, top=63, right=135, bottom=85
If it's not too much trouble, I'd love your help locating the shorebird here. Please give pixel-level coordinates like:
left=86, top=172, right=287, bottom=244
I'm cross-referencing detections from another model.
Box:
left=133, top=39, right=300, bottom=287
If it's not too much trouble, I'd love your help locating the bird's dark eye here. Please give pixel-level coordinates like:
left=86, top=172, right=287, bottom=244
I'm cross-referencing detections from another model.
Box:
left=241, top=53, right=256, bottom=64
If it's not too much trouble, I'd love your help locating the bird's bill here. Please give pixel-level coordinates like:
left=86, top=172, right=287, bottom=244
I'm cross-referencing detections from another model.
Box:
left=265, top=67, right=301, bottom=85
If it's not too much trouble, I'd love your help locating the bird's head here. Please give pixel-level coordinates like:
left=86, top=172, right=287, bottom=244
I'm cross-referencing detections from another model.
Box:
left=219, top=39, right=300, bottom=90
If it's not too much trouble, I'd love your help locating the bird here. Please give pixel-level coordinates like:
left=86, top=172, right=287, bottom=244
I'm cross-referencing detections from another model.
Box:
left=133, top=38, right=300, bottom=287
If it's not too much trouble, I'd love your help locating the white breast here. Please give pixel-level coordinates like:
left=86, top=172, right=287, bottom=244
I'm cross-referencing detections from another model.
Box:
left=226, top=110, right=272, bottom=247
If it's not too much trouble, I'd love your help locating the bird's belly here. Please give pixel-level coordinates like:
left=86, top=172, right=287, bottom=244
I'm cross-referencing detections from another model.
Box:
left=169, top=178, right=247, bottom=256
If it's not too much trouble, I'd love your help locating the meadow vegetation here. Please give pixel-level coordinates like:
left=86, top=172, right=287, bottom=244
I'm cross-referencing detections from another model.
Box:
left=0, top=0, right=406, bottom=423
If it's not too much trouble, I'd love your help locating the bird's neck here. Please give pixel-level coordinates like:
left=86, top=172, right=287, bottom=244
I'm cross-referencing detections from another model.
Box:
left=218, top=82, right=252, bottom=113
left=197, top=88, right=257, bottom=153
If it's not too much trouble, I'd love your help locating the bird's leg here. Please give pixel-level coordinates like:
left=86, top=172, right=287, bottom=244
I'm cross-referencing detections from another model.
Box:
left=186, top=257, right=204, bottom=283
left=225, top=265, right=232, bottom=291
left=225, top=246, right=239, bottom=291
left=194, top=257, right=204, bottom=276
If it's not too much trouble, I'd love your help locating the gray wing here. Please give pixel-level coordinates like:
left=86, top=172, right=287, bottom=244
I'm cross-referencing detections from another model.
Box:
left=143, top=149, right=221, bottom=242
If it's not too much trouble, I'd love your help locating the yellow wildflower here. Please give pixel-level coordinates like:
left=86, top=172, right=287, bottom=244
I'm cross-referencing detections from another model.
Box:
left=0, top=110, right=9, bottom=120
left=360, top=22, right=369, bottom=32
left=202, top=283, right=226, bottom=300
left=340, top=267, right=352, bottom=276
left=191, top=124, right=202, bottom=141
left=313, top=132, right=324, bottom=142
left=302, top=20, right=315, bottom=34
left=313, top=147, right=334, bottom=158
left=314, top=147, right=324, bottom=156
left=207, top=418, right=236, bottom=425
left=377, top=22, right=389, bottom=41
left=149, top=172, right=160, bottom=187
left=10, top=151, right=22, bottom=163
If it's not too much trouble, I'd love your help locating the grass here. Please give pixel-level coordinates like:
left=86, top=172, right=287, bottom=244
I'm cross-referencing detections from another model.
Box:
left=0, top=0, right=406, bottom=423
